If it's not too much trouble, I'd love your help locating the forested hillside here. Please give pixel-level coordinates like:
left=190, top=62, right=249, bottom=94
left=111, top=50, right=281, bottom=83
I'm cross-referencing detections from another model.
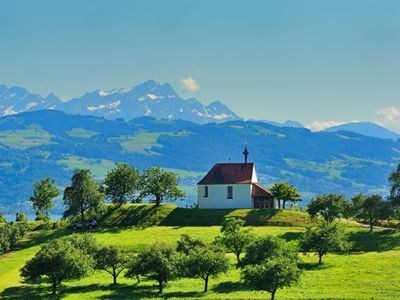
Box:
left=0, top=110, right=399, bottom=213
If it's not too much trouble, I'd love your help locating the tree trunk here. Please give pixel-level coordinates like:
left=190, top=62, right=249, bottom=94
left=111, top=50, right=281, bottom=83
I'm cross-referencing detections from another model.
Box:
left=52, top=279, right=57, bottom=295
left=113, top=269, right=117, bottom=285
left=204, top=275, right=209, bottom=292
left=158, top=280, right=163, bottom=293
left=318, top=252, right=323, bottom=264
left=271, top=290, right=276, bottom=300
left=156, top=195, right=161, bottom=206
left=80, top=208, right=85, bottom=225
left=282, top=200, right=286, bottom=209
left=235, top=253, right=241, bottom=267
left=369, top=219, right=374, bottom=232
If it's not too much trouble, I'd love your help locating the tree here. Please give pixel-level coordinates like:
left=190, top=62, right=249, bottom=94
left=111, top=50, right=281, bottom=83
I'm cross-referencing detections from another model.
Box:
left=270, top=182, right=301, bottom=209
left=215, top=217, right=253, bottom=266
left=20, top=239, right=93, bottom=295
left=104, top=163, right=141, bottom=205
left=242, top=258, right=301, bottom=300
left=299, top=221, right=349, bottom=264
left=389, top=163, right=400, bottom=207
left=95, top=246, right=129, bottom=285
left=176, top=234, right=206, bottom=255
left=181, top=245, right=229, bottom=292
left=125, top=243, right=177, bottom=293
left=140, top=166, right=184, bottom=205
left=307, top=194, right=347, bottom=223
left=0, top=213, right=6, bottom=223
left=63, top=169, right=104, bottom=224
left=29, top=177, right=59, bottom=222
left=240, top=235, right=298, bottom=267
left=351, top=194, right=391, bottom=232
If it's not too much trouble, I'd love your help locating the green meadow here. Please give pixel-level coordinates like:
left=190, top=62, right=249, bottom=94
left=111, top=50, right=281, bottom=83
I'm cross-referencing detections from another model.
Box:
left=0, top=206, right=399, bottom=299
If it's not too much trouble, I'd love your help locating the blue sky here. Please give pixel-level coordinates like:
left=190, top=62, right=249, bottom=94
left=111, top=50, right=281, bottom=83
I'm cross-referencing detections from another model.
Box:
left=1, top=0, right=400, bottom=131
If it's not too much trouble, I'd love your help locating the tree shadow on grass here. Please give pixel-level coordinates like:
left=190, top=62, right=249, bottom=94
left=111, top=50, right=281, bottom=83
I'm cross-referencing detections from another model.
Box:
left=212, top=281, right=251, bottom=294
left=348, top=229, right=400, bottom=252
left=298, top=261, right=330, bottom=271
left=244, top=209, right=278, bottom=226
left=279, top=231, right=302, bottom=242
left=0, top=282, right=205, bottom=300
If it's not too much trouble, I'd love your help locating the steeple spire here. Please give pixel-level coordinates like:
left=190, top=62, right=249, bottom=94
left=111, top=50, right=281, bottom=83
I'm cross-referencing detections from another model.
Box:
left=243, top=144, right=249, bottom=164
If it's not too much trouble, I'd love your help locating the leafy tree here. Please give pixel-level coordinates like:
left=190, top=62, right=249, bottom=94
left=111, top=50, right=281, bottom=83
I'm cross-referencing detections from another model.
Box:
left=140, top=166, right=184, bottom=205
left=389, top=163, right=400, bottom=207
left=104, top=163, right=141, bottom=205
left=95, top=246, right=129, bottom=285
left=181, top=245, right=229, bottom=292
left=20, top=239, right=93, bottom=295
left=351, top=194, right=391, bottom=232
left=240, top=235, right=298, bottom=267
left=125, top=243, right=177, bottom=293
left=176, top=234, right=206, bottom=255
left=270, top=182, right=301, bottom=209
left=0, top=213, right=6, bottom=223
left=63, top=234, right=99, bottom=256
left=215, top=217, right=253, bottom=266
left=299, top=221, right=349, bottom=264
left=0, top=223, right=29, bottom=254
left=29, top=177, right=59, bottom=222
left=63, top=169, right=104, bottom=224
left=16, top=212, right=27, bottom=222
left=242, top=257, right=301, bottom=300
left=307, top=194, right=347, bottom=223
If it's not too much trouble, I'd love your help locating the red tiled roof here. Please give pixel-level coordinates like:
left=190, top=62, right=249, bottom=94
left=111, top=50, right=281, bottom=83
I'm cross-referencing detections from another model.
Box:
left=198, top=163, right=255, bottom=185
left=252, top=182, right=273, bottom=198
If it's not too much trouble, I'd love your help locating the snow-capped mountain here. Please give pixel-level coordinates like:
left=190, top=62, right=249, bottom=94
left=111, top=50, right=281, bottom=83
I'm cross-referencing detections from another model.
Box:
left=0, top=85, right=62, bottom=115
left=0, top=81, right=240, bottom=123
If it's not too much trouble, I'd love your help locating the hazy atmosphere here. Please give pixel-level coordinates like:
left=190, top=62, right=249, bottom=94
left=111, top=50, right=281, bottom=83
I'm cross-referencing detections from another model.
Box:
left=1, top=0, right=400, bottom=131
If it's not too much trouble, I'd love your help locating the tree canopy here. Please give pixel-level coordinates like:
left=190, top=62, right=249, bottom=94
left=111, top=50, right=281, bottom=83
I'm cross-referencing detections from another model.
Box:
left=351, top=194, right=391, bottom=232
left=95, top=246, right=129, bottom=285
left=307, top=194, right=347, bottom=222
left=104, top=163, right=141, bottom=205
left=240, top=235, right=298, bottom=267
left=242, top=257, right=301, bottom=300
left=181, top=244, right=229, bottom=292
left=270, top=182, right=301, bottom=209
left=20, top=238, right=93, bottom=295
left=215, top=217, right=254, bottom=266
left=125, top=243, right=178, bottom=293
left=176, top=234, right=206, bottom=255
left=299, top=221, right=349, bottom=264
left=29, top=177, right=59, bottom=222
left=63, top=169, right=103, bottom=224
left=389, top=163, right=400, bottom=208
left=140, top=166, right=184, bottom=205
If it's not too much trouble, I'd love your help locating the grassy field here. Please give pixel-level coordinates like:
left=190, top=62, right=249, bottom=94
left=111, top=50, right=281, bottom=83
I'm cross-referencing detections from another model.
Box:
left=0, top=222, right=399, bottom=299
left=0, top=127, right=53, bottom=149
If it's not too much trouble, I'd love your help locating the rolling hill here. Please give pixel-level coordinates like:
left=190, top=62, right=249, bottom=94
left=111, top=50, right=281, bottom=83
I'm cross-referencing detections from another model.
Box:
left=0, top=110, right=399, bottom=213
left=323, top=121, right=400, bottom=140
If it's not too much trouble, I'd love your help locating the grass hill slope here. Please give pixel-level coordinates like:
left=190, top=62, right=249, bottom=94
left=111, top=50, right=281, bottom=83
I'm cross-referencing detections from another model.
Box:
left=97, top=204, right=310, bottom=227
left=0, top=218, right=399, bottom=299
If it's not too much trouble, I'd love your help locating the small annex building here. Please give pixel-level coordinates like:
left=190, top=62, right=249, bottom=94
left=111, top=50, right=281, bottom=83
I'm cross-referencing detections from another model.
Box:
left=197, top=146, right=275, bottom=209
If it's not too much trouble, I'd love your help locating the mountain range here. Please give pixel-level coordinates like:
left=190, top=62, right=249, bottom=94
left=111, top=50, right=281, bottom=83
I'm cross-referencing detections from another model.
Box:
left=0, top=110, right=399, bottom=214
left=0, top=81, right=239, bottom=124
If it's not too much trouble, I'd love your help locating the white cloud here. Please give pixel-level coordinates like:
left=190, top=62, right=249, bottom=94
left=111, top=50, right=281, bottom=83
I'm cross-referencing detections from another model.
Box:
left=180, top=77, right=199, bottom=92
left=375, top=106, right=400, bottom=132
left=306, top=120, right=346, bottom=132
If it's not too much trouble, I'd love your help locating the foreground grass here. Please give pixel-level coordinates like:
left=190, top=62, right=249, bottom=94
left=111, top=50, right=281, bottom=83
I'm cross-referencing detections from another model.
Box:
left=0, top=226, right=399, bottom=299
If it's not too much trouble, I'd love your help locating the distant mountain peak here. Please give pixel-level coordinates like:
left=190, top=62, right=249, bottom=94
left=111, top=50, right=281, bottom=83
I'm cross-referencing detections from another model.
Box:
left=0, top=81, right=240, bottom=124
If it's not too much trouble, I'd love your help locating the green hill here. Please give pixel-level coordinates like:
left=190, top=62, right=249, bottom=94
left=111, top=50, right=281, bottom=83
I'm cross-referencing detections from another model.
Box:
left=97, top=204, right=310, bottom=227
